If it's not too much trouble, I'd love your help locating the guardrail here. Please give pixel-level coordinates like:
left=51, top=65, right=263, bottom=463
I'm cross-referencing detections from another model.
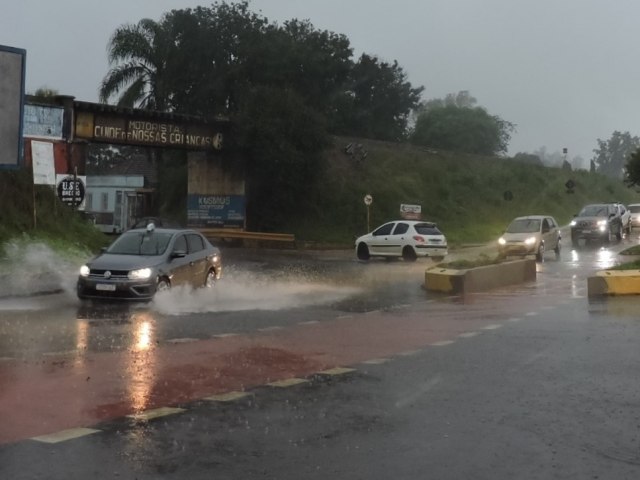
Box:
left=199, top=228, right=295, bottom=243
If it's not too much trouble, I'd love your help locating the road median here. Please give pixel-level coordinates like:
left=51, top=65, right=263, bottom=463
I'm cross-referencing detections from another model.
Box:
left=587, top=269, right=640, bottom=297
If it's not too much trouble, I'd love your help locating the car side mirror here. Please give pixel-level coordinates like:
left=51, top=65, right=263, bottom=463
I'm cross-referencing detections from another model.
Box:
left=171, top=250, right=187, bottom=259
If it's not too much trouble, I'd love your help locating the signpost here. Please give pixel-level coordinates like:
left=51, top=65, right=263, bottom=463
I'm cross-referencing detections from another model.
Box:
left=400, top=204, right=421, bottom=220
left=364, top=194, right=373, bottom=232
left=56, top=174, right=86, bottom=210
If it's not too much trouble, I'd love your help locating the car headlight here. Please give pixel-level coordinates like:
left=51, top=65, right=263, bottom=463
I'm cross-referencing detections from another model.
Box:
left=79, top=265, right=90, bottom=277
left=498, top=237, right=506, bottom=245
left=128, top=267, right=152, bottom=280
left=524, top=236, right=536, bottom=245
left=597, top=219, right=608, bottom=226
left=570, top=220, right=577, bottom=226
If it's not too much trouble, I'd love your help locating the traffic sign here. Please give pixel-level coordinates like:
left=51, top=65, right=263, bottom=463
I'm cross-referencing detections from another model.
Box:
left=56, top=175, right=86, bottom=209
left=364, top=194, right=373, bottom=206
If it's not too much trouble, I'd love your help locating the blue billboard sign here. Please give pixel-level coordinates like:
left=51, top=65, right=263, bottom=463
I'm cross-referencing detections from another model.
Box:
left=187, top=194, right=245, bottom=228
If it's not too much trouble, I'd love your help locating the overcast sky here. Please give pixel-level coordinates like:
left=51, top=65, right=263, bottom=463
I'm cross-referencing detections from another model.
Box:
left=3, top=0, right=638, bottom=163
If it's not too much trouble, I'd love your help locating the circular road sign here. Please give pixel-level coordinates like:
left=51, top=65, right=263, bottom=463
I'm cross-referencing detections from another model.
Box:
left=57, top=176, right=85, bottom=207
left=364, top=194, right=373, bottom=206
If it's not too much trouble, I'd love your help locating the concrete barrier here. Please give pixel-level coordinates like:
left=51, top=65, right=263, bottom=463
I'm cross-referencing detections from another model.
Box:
left=425, top=259, right=537, bottom=295
left=587, top=270, right=640, bottom=297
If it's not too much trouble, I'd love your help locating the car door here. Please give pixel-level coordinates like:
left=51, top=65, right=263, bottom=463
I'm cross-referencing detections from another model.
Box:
left=369, top=222, right=396, bottom=256
left=390, top=222, right=410, bottom=256
left=542, top=217, right=557, bottom=249
left=186, top=233, right=208, bottom=287
left=167, top=234, right=192, bottom=286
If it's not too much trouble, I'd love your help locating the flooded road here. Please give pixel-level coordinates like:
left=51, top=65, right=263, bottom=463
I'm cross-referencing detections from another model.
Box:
left=1, top=235, right=640, bottom=468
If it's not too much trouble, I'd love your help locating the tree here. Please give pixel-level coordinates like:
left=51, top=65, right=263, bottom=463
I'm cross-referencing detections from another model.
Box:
left=411, top=97, right=515, bottom=155
left=331, top=54, right=424, bottom=141
left=592, top=131, right=640, bottom=179
left=512, top=152, right=543, bottom=166
left=100, top=17, right=174, bottom=110
left=624, top=148, right=640, bottom=187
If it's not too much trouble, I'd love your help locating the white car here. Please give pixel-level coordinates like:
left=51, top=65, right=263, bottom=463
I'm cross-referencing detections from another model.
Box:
left=628, top=203, right=640, bottom=228
left=355, top=220, right=448, bottom=262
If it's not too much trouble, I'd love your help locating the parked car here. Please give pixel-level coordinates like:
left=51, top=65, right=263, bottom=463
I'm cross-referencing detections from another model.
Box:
left=627, top=203, right=640, bottom=228
left=498, top=215, right=561, bottom=262
left=569, top=203, right=625, bottom=246
left=77, top=224, right=222, bottom=301
left=617, top=202, right=632, bottom=235
left=355, top=220, right=448, bottom=262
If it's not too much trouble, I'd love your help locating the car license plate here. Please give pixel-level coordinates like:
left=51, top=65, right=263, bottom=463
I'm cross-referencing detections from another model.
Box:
left=582, top=230, right=592, bottom=234
left=96, top=284, right=116, bottom=292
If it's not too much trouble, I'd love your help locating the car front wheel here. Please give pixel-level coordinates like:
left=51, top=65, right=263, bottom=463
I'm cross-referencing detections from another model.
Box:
left=156, top=277, right=170, bottom=292
left=535, top=243, right=545, bottom=262
left=204, top=269, right=216, bottom=288
left=357, top=243, right=370, bottom=261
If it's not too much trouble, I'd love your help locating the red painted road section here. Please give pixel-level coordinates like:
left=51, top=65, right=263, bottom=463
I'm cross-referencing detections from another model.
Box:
left=0, top=293, right=553, bottom=445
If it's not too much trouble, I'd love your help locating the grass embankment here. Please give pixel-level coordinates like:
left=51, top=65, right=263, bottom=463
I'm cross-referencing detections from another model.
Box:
left=290, top=137, right=640, bottom=246
left=612, top=244, right=640, bottom=270
left=0, top=169, right=108, bottom=257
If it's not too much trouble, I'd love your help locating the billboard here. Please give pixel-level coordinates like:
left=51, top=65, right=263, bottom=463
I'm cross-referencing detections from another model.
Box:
left=0, top=45, right=26, bottom=169
left=187, top=194, right=245, bottom=228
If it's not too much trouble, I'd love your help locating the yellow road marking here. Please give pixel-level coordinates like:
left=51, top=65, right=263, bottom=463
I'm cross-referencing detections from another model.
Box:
left=204, top=391, right=252, bottom=402
left=127, top=407, right=185, bottom=422
left=317, top=367, right=356, bottom=376
left=267, top=378, right=309, bottom=388
left=31, top=427, right=100, bottom=444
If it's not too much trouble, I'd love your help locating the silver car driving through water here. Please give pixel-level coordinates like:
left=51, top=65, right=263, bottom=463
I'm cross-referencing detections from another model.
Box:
left=77, top=224, right=222, bottom=301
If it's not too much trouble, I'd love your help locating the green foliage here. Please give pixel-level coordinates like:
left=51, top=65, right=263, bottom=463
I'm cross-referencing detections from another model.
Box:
left=624, top=148, right=640, bottom=188
left=436, top=254, right=504, bottom=270
left=411, top=97, right=515, bottom=155
left=286, top=137, right=640, bottom=245
left=593, top=130, right=640, bottom=179
left=0, top=169, right=108, bottom=253
left=331, top=54, right=424, bottom=141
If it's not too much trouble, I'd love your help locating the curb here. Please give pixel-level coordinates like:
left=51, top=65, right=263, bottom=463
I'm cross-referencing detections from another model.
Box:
left=587, top=270, right=640, bottom=297
left=425, top=259, right=536, bottom=295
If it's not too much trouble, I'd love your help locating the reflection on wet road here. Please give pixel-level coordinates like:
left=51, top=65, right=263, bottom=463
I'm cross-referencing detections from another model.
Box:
left=0, top=237, right=638, bottom=445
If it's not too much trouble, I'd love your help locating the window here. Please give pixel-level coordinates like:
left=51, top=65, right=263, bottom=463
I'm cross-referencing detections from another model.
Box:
left=85, top=193, right=93, bottom=210
left=173, top=235, right=187, bottom=253
left=187, top=234, right=204, bottom=253
left=373, top=223, right=394, bottom=236
left=393, top=223, right=409, bottom=235
left=101, top=192, right=109, bottom=211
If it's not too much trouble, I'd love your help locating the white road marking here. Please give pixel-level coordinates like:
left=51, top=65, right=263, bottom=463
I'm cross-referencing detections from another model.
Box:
left=362, top=358, right=391, bottom=365
left=482, top=324, right=502, bottom=330
left=525, top=312, right=539, bottom=317
left=166, top=338, right=199, bottom=344
left=398, top=350, right=422, bottom=357
left=458, top=332, right=480, bottom=338
left=0, top=357, right=14, bottom=362
left=31, top=428, right=100, bottom=444
left=431, top=340, right=455, bottom=347
left=42, top=350, right=78, bottom=357
left=127, top=407, right=185, bottom=422
left=316, top=367, right=356, bottom=376
left=508, top=317, right=522, bottom=322
left=267, top=378, right=309, bottom=388
left=298, top=320, right=320, bottom=325
left=258, top=326, right=283, bottom=332
left=212, top=333, right=239, bottom=338
left=204, top=391, right=252, bottom=402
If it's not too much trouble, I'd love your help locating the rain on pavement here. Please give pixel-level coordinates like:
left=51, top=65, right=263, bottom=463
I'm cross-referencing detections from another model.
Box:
left=1, top=233, right=640, bottom=477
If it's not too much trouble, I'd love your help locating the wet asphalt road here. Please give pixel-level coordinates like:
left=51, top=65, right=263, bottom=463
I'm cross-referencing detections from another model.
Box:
left=2, top=235, right=640, bottom=479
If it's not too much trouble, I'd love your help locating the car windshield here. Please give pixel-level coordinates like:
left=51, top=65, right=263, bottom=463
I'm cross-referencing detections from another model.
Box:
left=106, top=231, right=173, bottom=255
left=506, top=219, right=541, bottom=233
left=414, top=223, right=442, bottom=235
left=579, top=205, right=608, bottom=216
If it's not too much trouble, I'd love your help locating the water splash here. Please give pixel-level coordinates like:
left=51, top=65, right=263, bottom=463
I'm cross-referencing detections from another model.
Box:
left=152, top=269, right=361, bottom=315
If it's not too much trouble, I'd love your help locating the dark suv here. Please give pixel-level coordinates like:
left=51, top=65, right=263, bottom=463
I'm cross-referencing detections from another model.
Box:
left=570, top=203, right=624, bottom=246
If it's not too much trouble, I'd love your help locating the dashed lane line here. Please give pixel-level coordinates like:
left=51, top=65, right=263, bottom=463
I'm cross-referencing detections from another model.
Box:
left=0, top=357, right=14, bottom=362
left=267, top=378, right=309, bottom=388
left=31, top=427, right=100, bottom=444
left=298, top=320, right=320, bottom=325
left=398, top=350, right=422, bottom=357
left=508, top=317, right=522, bottom=322
left=167, top=338, right=199, bottom=344
left=257, top=326, right=284, bottom=332
left=361, top=358, right=391, bottom=365
left=458, top=332, right=480, bottom=338
left=431, top=340, right=455, bottom=347
left=204, top=391, right=253, bottom=402
left=212, top=333, right=239, bottom=339
left=482, top=324, right=502, bottom=330
left=525, top=312, right=539, bottom=317
left=127, top=407, right=186, bottom=422
left=316, top=367, right=356, bottom=376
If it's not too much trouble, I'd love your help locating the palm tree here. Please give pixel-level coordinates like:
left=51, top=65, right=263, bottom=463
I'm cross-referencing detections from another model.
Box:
left=99, top=18, right=172, bottom=111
